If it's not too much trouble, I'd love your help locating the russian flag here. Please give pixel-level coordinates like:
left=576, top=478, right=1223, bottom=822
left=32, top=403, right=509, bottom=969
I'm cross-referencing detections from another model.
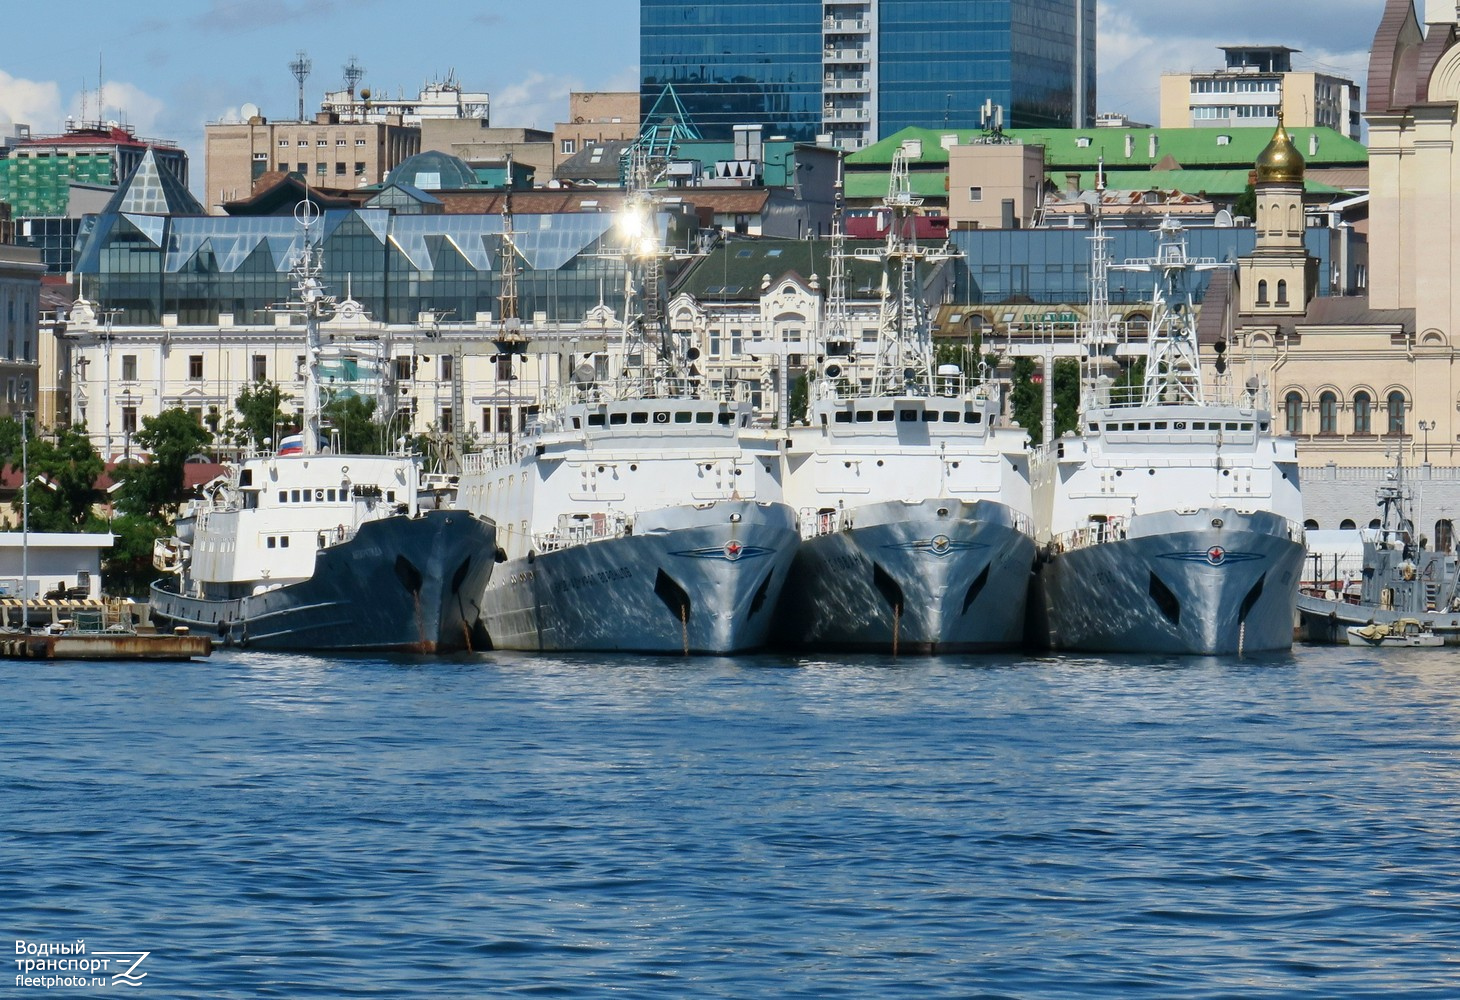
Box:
left=277, top=433, right=304, bottom=456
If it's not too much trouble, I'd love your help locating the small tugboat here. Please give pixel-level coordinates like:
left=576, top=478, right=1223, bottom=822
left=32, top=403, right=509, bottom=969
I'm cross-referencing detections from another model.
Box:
left=1346, top=618, right=1444, bottom=648
left=148, top=208, right=497, bottom=653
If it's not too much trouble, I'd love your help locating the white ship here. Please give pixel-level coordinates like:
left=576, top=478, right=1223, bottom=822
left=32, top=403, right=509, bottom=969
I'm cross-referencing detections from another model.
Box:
left=454, top=157, right=797, bottom=653
left=773, top=152, right=1036, bottom=652
left=1028, top=217, right=1305, bottom=655
left=149, top=213, right=497, bottom=652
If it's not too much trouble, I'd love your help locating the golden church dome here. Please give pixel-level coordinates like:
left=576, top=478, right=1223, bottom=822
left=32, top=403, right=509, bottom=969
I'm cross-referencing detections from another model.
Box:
left=1255, top=116, right=1305, bottom=184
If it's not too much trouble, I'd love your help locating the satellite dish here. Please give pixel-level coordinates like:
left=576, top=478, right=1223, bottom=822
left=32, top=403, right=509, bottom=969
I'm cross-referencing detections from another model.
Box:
left=572, top=363, right=595, bottom=383
left=686, top=346, right=701, bottom=361
left=240, top=102, right=261, bottom=121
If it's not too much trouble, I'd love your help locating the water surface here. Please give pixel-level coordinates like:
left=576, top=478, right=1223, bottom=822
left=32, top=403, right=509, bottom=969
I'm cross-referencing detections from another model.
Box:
left=4, top=647, right=1458, bottom=996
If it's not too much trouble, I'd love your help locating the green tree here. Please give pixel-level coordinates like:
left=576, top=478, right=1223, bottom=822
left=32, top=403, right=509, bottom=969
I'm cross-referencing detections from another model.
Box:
left=228, top=379, right=292, bottom=451
left=1234, top=182, right=1257, bottom=222
left=114, top=409, right=214, bottom=519
left=1052, top=358, right=1081, bottom=441
left=788, top=373, right=809, bottom=425
left=321, top=394, right=383, bottom=455
left=2, top=422, right=107, bottom=531
left=104, top=513, right=166, bottom=599
left=1111, top=357, right=1147, bottom=407
left=1010, top=356, right=1043, bottom=444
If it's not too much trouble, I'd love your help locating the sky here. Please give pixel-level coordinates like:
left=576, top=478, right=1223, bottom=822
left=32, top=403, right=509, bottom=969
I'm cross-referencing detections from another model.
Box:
left=0, top=0, right=1411, bottom=179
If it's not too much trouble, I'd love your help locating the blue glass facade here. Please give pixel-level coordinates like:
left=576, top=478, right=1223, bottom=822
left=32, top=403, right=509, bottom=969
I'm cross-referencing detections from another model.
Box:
left=949, top=228, right=1332, bottom=306
left=640, top=0, right=1096, bottom=142
left=877, top=0, right=1093, bottom=133
left=640, top=0, right=825, bottom=143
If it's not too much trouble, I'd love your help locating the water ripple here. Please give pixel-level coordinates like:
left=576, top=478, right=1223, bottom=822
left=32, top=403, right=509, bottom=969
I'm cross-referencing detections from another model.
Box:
left=2, top=647, right=1458, bottom=996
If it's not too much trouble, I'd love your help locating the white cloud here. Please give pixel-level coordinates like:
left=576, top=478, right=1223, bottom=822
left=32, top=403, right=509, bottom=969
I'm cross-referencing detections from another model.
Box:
left=489, top=71, right=583, bottom=130
left=82, top=80, right=168, bottom=136
left=0, top=71, right=63, bottom=131
left=1096, top=0, right=1379, bottom=125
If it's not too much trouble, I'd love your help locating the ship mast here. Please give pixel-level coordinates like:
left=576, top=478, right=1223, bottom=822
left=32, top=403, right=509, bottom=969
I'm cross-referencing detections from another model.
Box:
left=817, top=153, right=854, bottom=396
left=1081, top=158, right=1118, bottom=413
left=869, top=148, right=954, bottom=397
left=620, top=146, right=682, bottom=396
left=1112, top=216, right=1229, bottom=407
left=291, top=200, right=335, bottom=455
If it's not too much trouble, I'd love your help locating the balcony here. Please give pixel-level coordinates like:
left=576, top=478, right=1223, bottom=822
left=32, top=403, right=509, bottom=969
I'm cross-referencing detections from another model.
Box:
left=824, top=75, right=870, bottom=94
left=823, top=18, right=870, bottom=33
left=823, top=105, right=870, bottom=123
left=824, top=46, right=870, bottom=64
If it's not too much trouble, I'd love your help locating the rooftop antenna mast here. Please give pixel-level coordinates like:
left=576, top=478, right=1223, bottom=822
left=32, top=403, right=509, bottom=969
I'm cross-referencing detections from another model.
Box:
left=290, top=50, right=312, bottom=121
left=343, top=56, right=365, bottom=99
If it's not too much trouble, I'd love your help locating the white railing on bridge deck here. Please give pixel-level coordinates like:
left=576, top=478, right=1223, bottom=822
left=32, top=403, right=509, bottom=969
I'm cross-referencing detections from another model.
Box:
left=534, top=511, right=630, bottom=553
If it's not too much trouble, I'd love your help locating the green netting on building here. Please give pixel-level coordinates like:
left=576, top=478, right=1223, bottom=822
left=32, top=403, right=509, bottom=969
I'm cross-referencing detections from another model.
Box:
left=0, top=153, right=113, bottom=216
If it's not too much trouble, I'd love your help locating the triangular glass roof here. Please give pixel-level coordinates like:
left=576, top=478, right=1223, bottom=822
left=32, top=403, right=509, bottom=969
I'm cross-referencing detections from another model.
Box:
left=103, top=148, right=204, bottom=216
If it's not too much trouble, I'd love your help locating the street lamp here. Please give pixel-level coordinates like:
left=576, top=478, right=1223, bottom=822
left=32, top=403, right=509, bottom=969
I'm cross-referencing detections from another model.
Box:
left=1419, top=419, right=1435, bottom=464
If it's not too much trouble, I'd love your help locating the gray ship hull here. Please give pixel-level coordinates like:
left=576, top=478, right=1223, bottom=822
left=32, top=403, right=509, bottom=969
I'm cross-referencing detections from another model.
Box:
left=149, top=509, right=497, bottom=653
left=1297, top=595, right=1460, bottom=644
left=1030, top=508, right=1304, bottom=655
left=482, top=500, right=798, bottom=654
left=773, top=498, right=1037, bottom=653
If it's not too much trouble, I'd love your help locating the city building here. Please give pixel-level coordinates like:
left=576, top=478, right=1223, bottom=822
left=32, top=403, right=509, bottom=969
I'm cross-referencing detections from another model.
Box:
left=640, top=0, right=1096, bottom=151
left=203, top=111, right=419, bottom=212
left=416, top=124, right=555, bottom=186
left=1160, top=46, right=1362, bottom=140
left=1203, top=1, right=1460, bottom=536
left=553, top=92, right=639, bottom=170
left=0, top=243, right=43, bottom=419
left=0, top=121, right=189, bottom=273
left=320, top=74, right=489, bottom=125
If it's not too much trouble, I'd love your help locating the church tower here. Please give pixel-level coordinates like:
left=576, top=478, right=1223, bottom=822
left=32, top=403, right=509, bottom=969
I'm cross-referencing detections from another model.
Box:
left=1237, top=115, right=1318, bottom=315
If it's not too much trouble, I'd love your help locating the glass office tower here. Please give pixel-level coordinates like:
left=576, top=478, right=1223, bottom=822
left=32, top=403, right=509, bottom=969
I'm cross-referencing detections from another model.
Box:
left=641, top=0, right=1096, bottom=148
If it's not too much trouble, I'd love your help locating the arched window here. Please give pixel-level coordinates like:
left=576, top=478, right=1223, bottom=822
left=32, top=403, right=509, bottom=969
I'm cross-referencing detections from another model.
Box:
left=1303, top=518, right=1320, bottom=530
left=1257, top=279, right=1269, bottom=305
left=1387, top=391, right=1406, bottom=435
left=1319, top=391, right=1337, bottom=435
left=1369, top=519, right=1382, bottom=529
left=1340, top=519, right=1357, bottom=530
left=1284, top=391, right=1303, bottom=434
left=1436, top=520, right=1454, bottom=554
left=1353, top=391, right=1371, bottom=435
left=1276, top=279, right=1289, bottom=305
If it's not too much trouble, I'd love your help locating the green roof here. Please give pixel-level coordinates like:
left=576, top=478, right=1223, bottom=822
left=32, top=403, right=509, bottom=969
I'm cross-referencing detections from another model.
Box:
left=844, top=170, right=948, bottom=202
left=848, top=125, right=1367, bottom=171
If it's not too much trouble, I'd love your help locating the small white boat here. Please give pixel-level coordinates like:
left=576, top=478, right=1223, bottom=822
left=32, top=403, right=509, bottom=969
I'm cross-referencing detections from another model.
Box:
left=1346, top=619, right=1444, bottom=648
